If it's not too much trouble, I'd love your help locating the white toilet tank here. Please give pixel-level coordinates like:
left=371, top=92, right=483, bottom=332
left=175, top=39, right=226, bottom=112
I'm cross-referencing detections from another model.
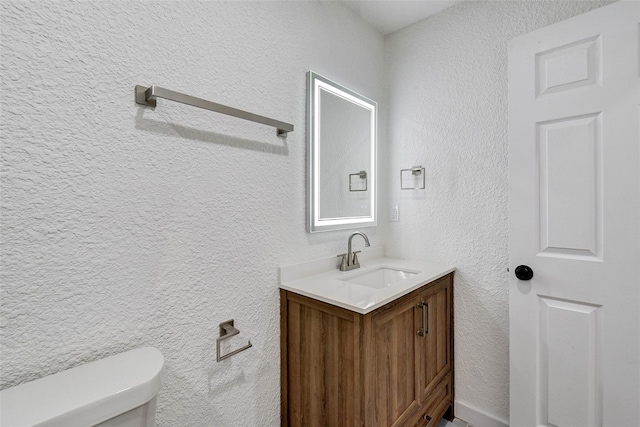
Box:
left=0, top=347, right=165, bottom=427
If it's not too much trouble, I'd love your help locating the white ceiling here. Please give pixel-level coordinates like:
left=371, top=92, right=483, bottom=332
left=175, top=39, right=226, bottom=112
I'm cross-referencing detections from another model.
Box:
left=342, top=0, right=464, bottom=35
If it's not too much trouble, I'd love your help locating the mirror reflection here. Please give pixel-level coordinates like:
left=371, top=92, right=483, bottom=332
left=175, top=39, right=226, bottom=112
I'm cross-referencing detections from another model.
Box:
left=307, top=71, right=377, bottom=233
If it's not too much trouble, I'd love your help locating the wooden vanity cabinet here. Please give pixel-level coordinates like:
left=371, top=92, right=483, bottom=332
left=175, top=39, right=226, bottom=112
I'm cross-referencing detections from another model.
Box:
left=280, top=273, right=453, bottom=427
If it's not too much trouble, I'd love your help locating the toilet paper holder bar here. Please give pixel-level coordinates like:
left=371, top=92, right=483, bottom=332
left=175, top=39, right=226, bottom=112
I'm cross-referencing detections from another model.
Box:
left=216, top=319, right=253, bottom=362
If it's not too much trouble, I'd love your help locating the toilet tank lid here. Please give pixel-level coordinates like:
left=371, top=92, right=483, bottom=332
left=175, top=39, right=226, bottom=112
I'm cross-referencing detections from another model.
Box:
left=0, top=347, right=165, bottom=427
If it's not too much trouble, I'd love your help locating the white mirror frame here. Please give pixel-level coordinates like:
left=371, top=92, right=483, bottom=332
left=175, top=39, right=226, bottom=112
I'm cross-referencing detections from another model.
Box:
left=307, top=71, right=377, bottom=233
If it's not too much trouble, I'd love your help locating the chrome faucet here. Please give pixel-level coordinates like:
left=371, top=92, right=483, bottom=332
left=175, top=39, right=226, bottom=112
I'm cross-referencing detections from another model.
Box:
left=337, top=232, right=371, bottom=271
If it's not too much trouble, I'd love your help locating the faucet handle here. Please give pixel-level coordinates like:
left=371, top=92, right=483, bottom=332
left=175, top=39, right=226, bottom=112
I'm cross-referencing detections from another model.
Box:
left=337, top=253, right=348, bottom=271
left=351, top=251, right=361, bottom=266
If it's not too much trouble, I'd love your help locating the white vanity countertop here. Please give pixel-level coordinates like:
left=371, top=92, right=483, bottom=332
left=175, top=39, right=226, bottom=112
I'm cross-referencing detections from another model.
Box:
left=279, top=252, right=455, bottom=315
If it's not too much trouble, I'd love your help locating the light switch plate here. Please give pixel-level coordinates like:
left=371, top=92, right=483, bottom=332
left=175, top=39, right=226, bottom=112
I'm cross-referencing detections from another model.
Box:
left=390, top=205, right=399, bottom=222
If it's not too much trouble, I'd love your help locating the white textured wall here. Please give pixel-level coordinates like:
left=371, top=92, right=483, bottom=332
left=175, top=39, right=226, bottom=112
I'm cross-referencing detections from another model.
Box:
left=383, top=1, right=615, bottom=423
left=0, top=2, right=383, bottom=426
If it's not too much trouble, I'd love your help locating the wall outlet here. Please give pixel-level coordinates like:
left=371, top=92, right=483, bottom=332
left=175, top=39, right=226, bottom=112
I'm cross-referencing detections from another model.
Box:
left=390, top=205, right=399, bottom=222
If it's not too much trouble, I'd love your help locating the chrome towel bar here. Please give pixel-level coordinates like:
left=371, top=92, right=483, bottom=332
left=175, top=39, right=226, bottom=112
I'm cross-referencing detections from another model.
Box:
left=135, top=85, right=294, bottom=137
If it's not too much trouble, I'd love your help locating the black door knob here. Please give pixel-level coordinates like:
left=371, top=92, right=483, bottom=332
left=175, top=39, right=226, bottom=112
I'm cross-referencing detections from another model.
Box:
left=515, top=265, right=534, bottom=281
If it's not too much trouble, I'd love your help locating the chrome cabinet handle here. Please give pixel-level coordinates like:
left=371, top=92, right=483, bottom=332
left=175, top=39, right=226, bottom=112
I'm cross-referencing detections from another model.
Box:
left=417, top=302, right=425, bottom=336
left=425, top=302, right=429, bottom=334
left=416, top=302, right=430, bottom=337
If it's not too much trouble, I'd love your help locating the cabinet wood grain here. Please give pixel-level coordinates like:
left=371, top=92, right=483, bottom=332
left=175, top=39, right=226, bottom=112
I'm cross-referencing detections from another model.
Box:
left=281, top=273, right=454, bottom=427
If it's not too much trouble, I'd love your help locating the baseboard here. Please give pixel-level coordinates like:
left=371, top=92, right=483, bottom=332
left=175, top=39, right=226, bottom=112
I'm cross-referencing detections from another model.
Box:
left=454, top=401, right=509, bottom=427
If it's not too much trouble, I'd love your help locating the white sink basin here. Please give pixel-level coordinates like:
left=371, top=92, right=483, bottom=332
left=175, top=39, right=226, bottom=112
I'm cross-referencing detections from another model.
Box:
left=340, top=267, right=418, bottom=289
left=279, top=252, right=455, bottom=314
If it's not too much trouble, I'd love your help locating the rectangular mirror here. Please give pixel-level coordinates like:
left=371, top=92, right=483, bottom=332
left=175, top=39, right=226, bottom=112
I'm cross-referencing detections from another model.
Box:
left=307, top=71, right=377, bottom=233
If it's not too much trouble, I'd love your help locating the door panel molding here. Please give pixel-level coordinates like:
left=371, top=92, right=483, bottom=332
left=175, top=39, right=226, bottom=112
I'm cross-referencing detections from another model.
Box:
left=538, top=296, right=601, bottom=427
left=537, top=112, right=603, bottom=260
left=536, top=35, right=601, bottom=97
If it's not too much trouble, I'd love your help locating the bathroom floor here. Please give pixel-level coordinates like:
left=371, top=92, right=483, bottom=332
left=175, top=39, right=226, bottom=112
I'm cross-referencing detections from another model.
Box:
left=437, top=418, right=473, bottom=427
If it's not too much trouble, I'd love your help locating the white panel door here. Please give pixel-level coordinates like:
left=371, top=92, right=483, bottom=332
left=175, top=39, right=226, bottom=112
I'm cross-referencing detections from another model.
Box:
left=508, top=2, right=640, bottom=426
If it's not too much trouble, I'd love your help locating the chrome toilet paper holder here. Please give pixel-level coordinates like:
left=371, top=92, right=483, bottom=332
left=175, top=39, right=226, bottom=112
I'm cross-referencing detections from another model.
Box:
left=216, top=319, right=252, bottom=362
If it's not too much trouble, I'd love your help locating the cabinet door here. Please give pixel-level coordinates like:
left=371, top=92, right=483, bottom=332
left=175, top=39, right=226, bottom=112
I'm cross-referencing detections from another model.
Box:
left=418, top=277, right=452, bottom=399
left=370, top=296, right=422, bottom=427
left=283, top=294, right=360, bottom=427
